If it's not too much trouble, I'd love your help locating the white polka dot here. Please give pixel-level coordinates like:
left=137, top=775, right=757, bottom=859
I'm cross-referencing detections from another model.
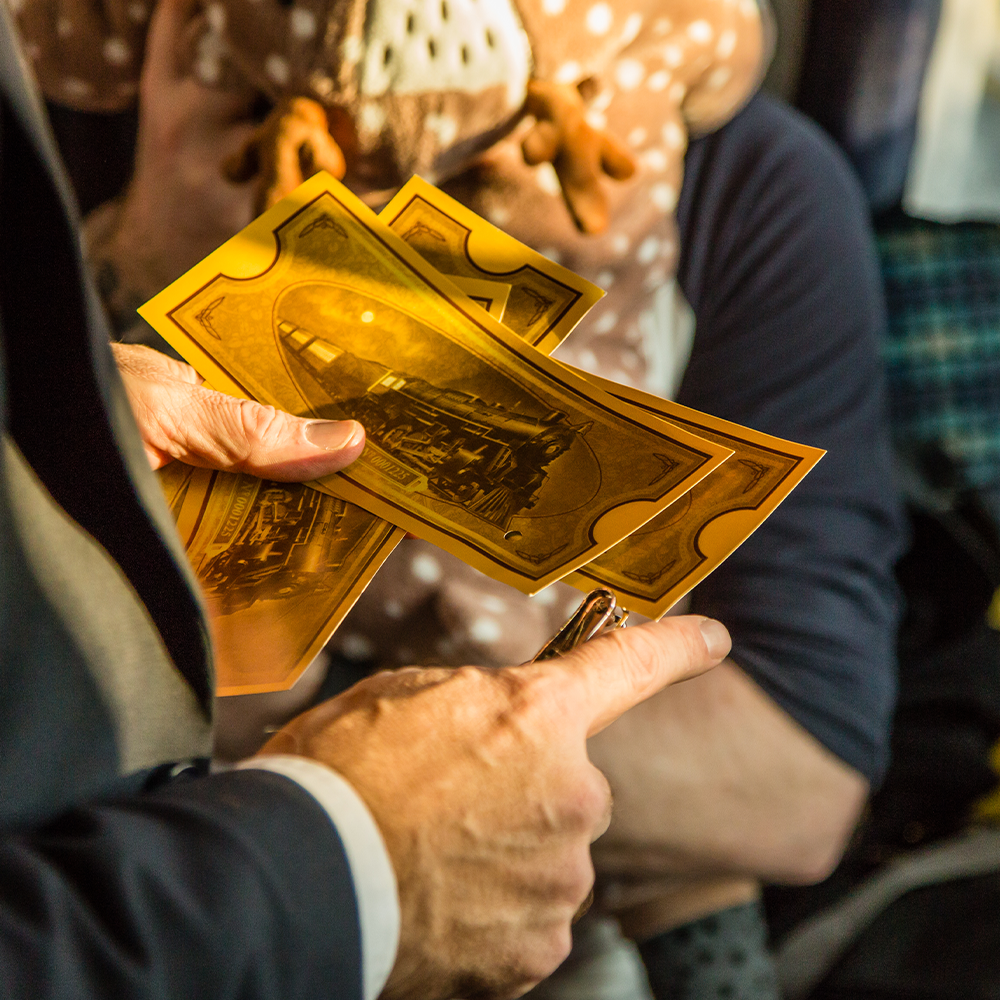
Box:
left=488, top=204, right=510, bottom=226
left=56, top=16, right=73, bottom=36
left=614, top=58, right=645, bottom=90
left=470, top=617, right=502, bottom=643
left=290, top=7, right=317, bottom=39
left=641, top=148, right=668, bottom=172
left=620, top=12, right=643, bottom=44
left=532, top=586, right=557, bottom=606
left=585, top=2, right=613, bottom=35
left=579, top=348, right=598, bottom=370
left=585, top=108, right=607, bottom=130
left=707, top=66, right=733, bottom=90
left=644, top=265, right=668, bottom=289
left=647, top=70, right=670, bottom=91
left=611, top=233, right=630, bottom=255
left=265, top=53, right=290, bottom=85
left=481, top=595, right=507, bottom=614
left=435, top=636, right=457, bottom=656
left=662, top=121, right=685, bottom=149
left=206, top=3, right=226, bottom=31
left=396, top=646, right=414, bottom=662
left=62, top=78, right=92, bottom=97
left=536, top=162, right=561, bottom=197
left=554, top=60, right=581, bottom=85
left=126, top=2, right=147, bottom=21
left=361, top=310, right=375, bottom=323
left=627, top=126, right=647, bottom=147
left=591, top=88, right=614, bottom=112
left=637, top=235, right=661, bottom=264
left=540, top=246, right=563, bottom=263
left=653, top=17, right=672, bottom=34
left=594, top=310, right=618, bottom=334
left=717, top=28, right=738, bottom=58
left=23, top=42, right=41, bottom=61
left=411, top=553, right=442, bottom=583
left=425, top=112, right=458, bottom=146
left=596, top=270, right=615, bottom=289
left=651, top=182, right=678, bottom=212
left=663, top=43, right=683, bottom=67
left=669, top=81, right=687, bottom=102
left=102, top=37, right=130, bottom=65
left=384, top=599, right=403, bottom=619
left=359, top=101, right=386, bottom=135
left=542, top=0, right=566, bottom=12
left=740, top=0, right=759, bottom=17
left=341, top=634, right=374, bottom=660
left=687, top=19, right=714, bottom=44
left=341, top=35, right=363, bottom=62
left=311, top=74, right=334, bottom=97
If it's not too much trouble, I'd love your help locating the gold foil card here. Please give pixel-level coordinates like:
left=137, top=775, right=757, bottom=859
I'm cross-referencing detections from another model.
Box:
left=159, top=462, right=403, bottom=695
left=140, top=172, right=732, bottom=594
left=381, top=175, right=603, bottom=353
left=564, top=374, right=825, bottom=618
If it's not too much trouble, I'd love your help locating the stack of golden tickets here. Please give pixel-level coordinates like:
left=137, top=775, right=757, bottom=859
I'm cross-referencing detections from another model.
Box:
left=143, top=174, right=823, bottom=696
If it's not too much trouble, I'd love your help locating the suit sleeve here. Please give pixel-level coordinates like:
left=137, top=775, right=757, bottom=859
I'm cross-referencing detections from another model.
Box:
left=0, top=769, right=364, bottom=1000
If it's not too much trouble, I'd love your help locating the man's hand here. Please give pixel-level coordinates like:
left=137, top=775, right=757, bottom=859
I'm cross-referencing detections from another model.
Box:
left=260, top=615, right=732, bottom=1000
left=114, top=343, right=364, bottom=479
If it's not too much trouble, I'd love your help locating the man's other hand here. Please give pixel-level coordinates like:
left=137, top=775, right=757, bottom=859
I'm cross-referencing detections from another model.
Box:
left=260, top=615, right=732, bottom=1000
left=114, top=343, right=364, bottom=480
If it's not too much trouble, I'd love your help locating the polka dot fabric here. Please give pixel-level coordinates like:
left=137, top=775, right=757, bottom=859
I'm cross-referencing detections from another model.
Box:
left=7, top=0, right=767, bottom=670
left=9, top=0, right=766, bottom=200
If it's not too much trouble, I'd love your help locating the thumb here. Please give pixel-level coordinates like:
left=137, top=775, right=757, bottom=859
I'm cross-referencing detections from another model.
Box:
left=528, top=616, right=731, bottom=738
left=173, top=387, right=366, bottom=479
left=115, top=342, right=365, bottom=479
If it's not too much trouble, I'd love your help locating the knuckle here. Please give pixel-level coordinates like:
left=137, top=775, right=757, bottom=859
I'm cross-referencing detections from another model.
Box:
left=559, top=764, right=611, bottom=832
left=237, top=400, right=284, bottom=453
left=518, top=924, right=574, bottom=988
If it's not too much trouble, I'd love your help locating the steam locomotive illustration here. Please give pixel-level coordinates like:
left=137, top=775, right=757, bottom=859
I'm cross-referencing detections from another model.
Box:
left=200, top=478, right=347, bottom=614
left=277, top=319, right=589, bottom=530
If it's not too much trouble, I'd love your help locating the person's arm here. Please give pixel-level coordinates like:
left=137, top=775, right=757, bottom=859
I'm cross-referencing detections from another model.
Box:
left=585, top=95, right=906, bottom=938
left=589, top=661, right=869, bottom=936
left=0, top=617, right=730, bottom=1000
left=0, top=768, right=371, bottom=1000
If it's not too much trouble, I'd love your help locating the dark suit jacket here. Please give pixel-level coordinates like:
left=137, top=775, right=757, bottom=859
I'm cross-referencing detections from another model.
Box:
left=0, top=9, right=363, bottom=997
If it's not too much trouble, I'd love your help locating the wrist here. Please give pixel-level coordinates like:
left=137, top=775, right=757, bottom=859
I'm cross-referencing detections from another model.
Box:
left=237, top=754, right=400, bottom=1000
left=602, top=875, right=760, bottom=942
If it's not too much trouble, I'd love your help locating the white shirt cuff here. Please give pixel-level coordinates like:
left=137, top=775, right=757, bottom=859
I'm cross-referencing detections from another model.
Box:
left=236, top=754, right=399, bottom=1000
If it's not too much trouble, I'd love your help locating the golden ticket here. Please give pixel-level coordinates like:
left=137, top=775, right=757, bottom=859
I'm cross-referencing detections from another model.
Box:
left=564, top=374, right=825, bottom=618
left=159, top=462, right=403, bottom=695
left=381, top=175, right=602, bottom=354
left=140, top=171, right=732, bottom=594
left=448, top=276, right=511, bottom=322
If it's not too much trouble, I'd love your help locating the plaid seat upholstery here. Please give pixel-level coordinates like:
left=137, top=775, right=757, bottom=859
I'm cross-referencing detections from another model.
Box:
left=877, top=218, right=1000, bottom=496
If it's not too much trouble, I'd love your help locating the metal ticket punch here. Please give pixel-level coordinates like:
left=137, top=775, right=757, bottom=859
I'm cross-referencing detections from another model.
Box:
left=532, top=588, right=629, bottom=662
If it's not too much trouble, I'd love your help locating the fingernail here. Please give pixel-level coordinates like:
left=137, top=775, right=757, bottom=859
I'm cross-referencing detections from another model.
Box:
left=699, top=618, right=731, bottom=661
left=305, top=419, right=362, bottom=452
